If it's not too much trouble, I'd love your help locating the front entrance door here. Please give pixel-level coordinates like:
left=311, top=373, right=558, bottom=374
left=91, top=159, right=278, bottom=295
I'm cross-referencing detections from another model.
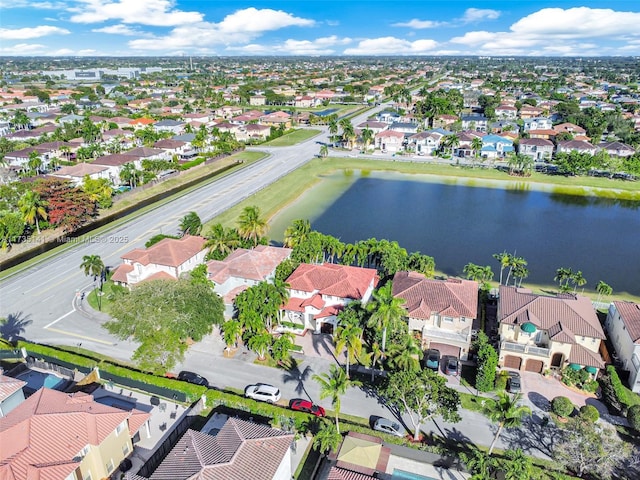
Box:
left=551, top=353, right=564, bottom=368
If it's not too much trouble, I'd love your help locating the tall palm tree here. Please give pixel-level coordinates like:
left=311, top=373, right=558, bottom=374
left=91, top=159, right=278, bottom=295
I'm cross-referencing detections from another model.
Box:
left=366, top=282, right=406, bottom=354
left=313, top=420, right=342, bottom=455
left=283, top=219, right=311, bottom=248
left=222, top=320, right=242, bottom=351
left=471, top=136, right=483, bottom=165
left=328, top=117, right=338, bottom=146
left=388, top=334, right=423, bottom=371
left=319, top=144, right=329, bottom=158
left=554, top=267, right=573, bottom=292
left=179, top=211, right=202, bottom=236
left=248, top=332, right=272, bottom=360
left=493, top=251, right=511, bottom=286
left=334, top=323, right=363, bottom=377
left=483, top=392, right=531, bottom=455
left=507, top=256, right=528, bottom=287
left=313, top=364, right=361, bottom=433
left=80, top=254, right=105, bottom=279
left=237, top=205, right=268, bottom=246
left=205, top=223, right=241, bottom=259
left=361, top=128, right=374, bottom=152
left=571, top=270, right=587, bottom=293
left=18, top=191, right=48, bottom=234
left=119, top=163, right=142, bottom=188
left=595, top=280, right=613, bottom=303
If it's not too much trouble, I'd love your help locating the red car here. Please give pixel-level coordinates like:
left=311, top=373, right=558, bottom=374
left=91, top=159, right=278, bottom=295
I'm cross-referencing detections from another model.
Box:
left=289, top=398, right=326, bottom=417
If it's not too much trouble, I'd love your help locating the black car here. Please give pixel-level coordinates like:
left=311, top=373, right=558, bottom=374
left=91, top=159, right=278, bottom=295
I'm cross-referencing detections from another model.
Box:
left=507, top=371, right=521, bottom=393
left=424, top=349, right=441, bottom=371
left=178, top=370, right=209, bottom=387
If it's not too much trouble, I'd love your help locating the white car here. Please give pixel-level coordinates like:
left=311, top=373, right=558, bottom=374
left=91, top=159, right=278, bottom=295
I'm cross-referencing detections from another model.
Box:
left=244, top=384, right=281, bottom=403
left=373, top=417, right=404, bottom=437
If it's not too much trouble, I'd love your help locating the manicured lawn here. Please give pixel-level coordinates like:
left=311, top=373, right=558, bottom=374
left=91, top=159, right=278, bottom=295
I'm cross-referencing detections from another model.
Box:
left=262, top=129, right=322, bottom=146
left=86, top=279, right=122, bottom=314
left=459, top=392, right=495, bottom=412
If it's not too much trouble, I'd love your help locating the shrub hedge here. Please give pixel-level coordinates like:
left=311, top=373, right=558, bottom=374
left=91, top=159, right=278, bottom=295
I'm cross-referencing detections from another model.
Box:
left=627, top=404, right=640, bottom=432
left=179, top=157, right=206, bottom=170
left=551, top=396, right=575, bottom=418
left=578, top=405, right=600, bottom=423
left=605, top=365, right=634, bottom=414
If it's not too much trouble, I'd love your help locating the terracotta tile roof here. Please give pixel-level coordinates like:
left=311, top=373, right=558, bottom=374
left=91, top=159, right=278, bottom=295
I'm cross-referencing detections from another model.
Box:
left=93, top=153, right=140, bottom=166
left=612, top=301, right=640, bottom=343
left=519, top=138, right=554, bottom=146
left=568, top=343, right=605, bottom=368
left=0, top=375, right=26, bottom=402
left=140, top=271, right=177, bottom=283
left=0, top=388, right=149, bottom=480
left=53, top=163, right=109, bottom=177
left=392, top=272, right=478, bottom=320
left=498, top=286, right=605, bottom=342
left=286, top=264, right=378, bottom=301
left=207, top=246, right=291, bottom=284
left=375, top=130, right=405, bottom=139
left=558, top=140, right=596, bottom=151
left=122, top=235, right=206, bottom=268
left=110, top=263, right=133, bottom=283
left=154, top=139, right=186, bottom=149
left=125, top=147, right=164, bottom=157
left=147, top=418, right=293, bottom=480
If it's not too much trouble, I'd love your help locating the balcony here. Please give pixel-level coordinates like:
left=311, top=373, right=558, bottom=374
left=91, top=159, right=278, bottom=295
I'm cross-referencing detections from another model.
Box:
left=501, top=341, right=550, bottom=358
left=423, top=326, right=470, bottom=344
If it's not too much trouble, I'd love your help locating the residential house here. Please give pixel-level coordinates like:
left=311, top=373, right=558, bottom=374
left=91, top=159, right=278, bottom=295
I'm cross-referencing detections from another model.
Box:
left=598, top=141, right=635, bottom=158
left=522, top=117, right=553, bottom=132
left=111, top=235, right=207, bottom=287
left=553, top=122, right=587, bottom=136
left=154, top=139, right=190, bottom=159
left=392, top=272, right=478, bottom=360
left=281, top=263, right=378, bottom=334
left=244, top=123, right=272, bottom=141
left=495, top=104, right=518, bottom=120
left=356, top=121, right=388, bottom=135
left=376, top=110, right=401, bottom=125
left=453, top=131, right=482, bottom=158
left=519, top=105, right=544, bottom=119
left=153, top=119, right=185, bottom=135
left=0, top=388, right=149, bottom=480
left=130, top=418, right=294, bottom=480
left=497, top=286, right=606, bottom=374
left=249, top=94, right=267, bottom=106
left=0, top=375, right=26, bottom=417
left=125, top=146, right=166, bottom=161
left=51, top=163, right=111, bottom=186
left=556, top=140, right=597, bottom=156
left=231, top=110, right=264, bottom=125
left=260, top=111, right=292, bottom=128
left=294, top=96, right=319, bottom=108
left=461, top=114, right=488, bottom=132
left=216, top=106, right=243, bottom=119
left=409, top=131, right=441, bottom=155
left=528, top=129, right=557, bottom=140
left=432, top=114, right=458, bottom=129
left=480, top=134, right=514, bottom=159
left=605, top=302, right=640, bottom=393
left=207, top=245, right=292, bottom=317
left=128, top=118, right=156, bottom=130
left=374, top=130, right=405, bottom=153
left=490, top=120, right=519, bottom=134
left=94, top=153, right=143, bottom=183
left=518, top=138, right=555, bottom=162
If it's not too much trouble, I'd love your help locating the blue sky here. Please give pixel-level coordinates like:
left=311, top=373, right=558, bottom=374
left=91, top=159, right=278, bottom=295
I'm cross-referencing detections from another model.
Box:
left=1, top=0, right=640, bottom=56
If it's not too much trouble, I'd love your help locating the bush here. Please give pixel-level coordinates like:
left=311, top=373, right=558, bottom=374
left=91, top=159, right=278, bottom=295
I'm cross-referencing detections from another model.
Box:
left=494, top=370, right=509, bottom=391
left=627, top=404, right=640, bottom=432
left=606, top=365, right=631, bottom=414
left=579, top=405, right=600, bottom=423
left=551, top=396, right=575, bottom=418
left=179, top=157, right=205, bottom=170
left=561, top=366, right=589, bottom=387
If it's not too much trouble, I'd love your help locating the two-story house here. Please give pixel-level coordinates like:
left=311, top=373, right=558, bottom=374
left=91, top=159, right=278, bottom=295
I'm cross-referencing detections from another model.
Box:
left=207, top=245, right=292, bottom=317
left=518, top=138, right=555, bottom=162
left=111, top=235, right=207, bottom=287
left=281, top=264, right=378, bottom=334
left=556, top=140, right=597, bottom=156
left=375, top=130, right=405, bottom=153
left=392, top=272, right=478, bottom=360
left=605, top=302, right=640, bottom=393
left=480, top=134, right=514, bottom=159
left=0, top=388, right=149, bottom=480
left=498, top=286, right=606, bottom=374
left=461, top=114, right=488, bottom=132
left=522, top=117, right=553, bottom=132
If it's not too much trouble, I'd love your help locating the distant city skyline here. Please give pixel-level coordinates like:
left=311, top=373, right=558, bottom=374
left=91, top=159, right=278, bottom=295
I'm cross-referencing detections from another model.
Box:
left=1, top=1, right=640, bottom=57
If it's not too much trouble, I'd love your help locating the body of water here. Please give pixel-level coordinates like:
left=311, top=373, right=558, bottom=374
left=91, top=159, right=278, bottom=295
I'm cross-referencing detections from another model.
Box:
left=268, top=170, right=640, bottom=296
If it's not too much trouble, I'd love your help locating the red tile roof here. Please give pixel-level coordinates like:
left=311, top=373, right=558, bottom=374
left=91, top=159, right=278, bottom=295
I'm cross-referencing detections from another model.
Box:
left=146, top=418, right=293, bottom=480
left=122, top=235, right=206, bottom=268
left=392, top=272, right=478, bottom=320
left=568, top=343, right=605, bottom=368
left=612, top=301, right=640, bottom=343
left=286, top=263, right=378, bottom=301
left=328, top=466, right=376, bottom=480
left=0, top=388, right=148, bottom=480
left=207, top=246, right=291, bottom=284
left=0, top=375, right=26, bottom=402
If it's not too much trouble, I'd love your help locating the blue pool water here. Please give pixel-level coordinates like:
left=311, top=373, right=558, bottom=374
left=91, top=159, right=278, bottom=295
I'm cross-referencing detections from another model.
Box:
left=17, top=370, right=65, bottom=391
left=392, top=470, right=436, bottom=480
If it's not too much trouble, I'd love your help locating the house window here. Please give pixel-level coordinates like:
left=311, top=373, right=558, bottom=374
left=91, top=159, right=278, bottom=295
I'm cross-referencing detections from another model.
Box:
left=83, top=473, right=92, bottom=480
left=122, top=443, right=130, bottom=456
left=116, top=421, right=126, bottom=436
left=443, top=317, right=454, bottom=323
left=508, top=325, right=515, bottom=331
left=106, top=459, right=114, bottom=474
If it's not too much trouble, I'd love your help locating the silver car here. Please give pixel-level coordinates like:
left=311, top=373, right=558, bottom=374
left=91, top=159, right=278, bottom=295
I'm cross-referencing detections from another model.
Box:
left=373, top=417, right=405, bottom=437
left=244, top=384, right=281, bottom=403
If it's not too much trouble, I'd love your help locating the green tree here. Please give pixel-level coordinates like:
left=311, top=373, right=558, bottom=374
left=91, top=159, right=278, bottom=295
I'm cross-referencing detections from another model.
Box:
left=313, top=420, right=342, bottom=455
left=493, top=251, right=511, bottom=286
left=313, top=364, right=361, bottom=433
left=271, top=332, right=295, bottom=364
left=80, top=254, right=105, bottom=309
left=366, top=282, right=406, bottom=354
left=483, top=392, right=531, bottom=454
left=626, top=404, right=640, bottom=432
left=82, top=175, right=113, bottom=208
left=237, top=205, right=268, bottom=246
left=248, top=332, right=272, bottom=360
left=18, top=190, right=48, bottom=234
left=474, top=332, right=499, bottom=393
left=205, top=223, right=241, bottom=260
left=319, top=144, right=329, bottom=158
left=387, top=333, right=423, bottom=372
left=119, top=163, right=142, bottom=188
left=595, top=280, right=613, bottom=304
left=361, top=128, right=374, bottom=152
left=334, top=322, right=363, bottom=377
left=222, top=320, right=242, bottom=351
left=179, top=211, right=202, bottom=236
left=383, top=368, right=461, bottom=441
left=283, top=219, right=311, bottom=248
left=554, top=266, right=573, bottom=292
left=551, top=396, right=575, bottom=418
left=502, top=449, right=532, bottom=480
left=0, top=211, right=25, bottom=251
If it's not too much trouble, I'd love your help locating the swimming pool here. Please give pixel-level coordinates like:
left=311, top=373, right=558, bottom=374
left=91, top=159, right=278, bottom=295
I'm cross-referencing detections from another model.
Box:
left=392, top=469, right=436, bottom=480
left=94, top=396, right=136, bottom=411
left=17, top=370, right=66, bottom=391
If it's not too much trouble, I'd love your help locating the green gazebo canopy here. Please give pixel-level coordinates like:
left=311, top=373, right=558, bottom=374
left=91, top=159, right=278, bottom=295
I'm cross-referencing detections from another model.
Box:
left=585, top=366, right=598, bottom=374
left=521, top=322, right=537, bottom=333
left=568, top=363, right=582, bottom=371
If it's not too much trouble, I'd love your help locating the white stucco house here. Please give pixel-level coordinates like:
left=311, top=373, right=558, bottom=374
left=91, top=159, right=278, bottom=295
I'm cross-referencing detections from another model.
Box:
left=605, top=301, right=640, bottom=393
left=111, top=235, right=207, bottom=287
left=281, top=263, right=378, bottom=334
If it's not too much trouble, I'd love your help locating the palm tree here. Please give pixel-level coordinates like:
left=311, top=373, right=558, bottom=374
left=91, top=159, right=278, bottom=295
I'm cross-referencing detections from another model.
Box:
left=18, top=191, right=48, bottom=234
left=508, top=256, right=528, bottom=287
left=179, top=211, right=202, bottom=236
left=388, top=334, right=423, bottom=371
left=334, top=323, right=363, bottom=377
left=222, top=320, right=242, bottom=351
left=27, top=150, right=43, bottom=175
left=313, top=420, right=342, bottom=455
left=248, top=332, right=272, bottom=360
left=366, top=282, right=406, bottom=354
left=205, top=223, right=240, bottom=259
left=319, top=144, right=329, bottom=158
left=80, top=254, right=105, bottom=310
left=119, top=163, right=142, bottom=188
left=595, top=280, right=613, bottom=303
left=328, top=117, right=338, bottom=146
left=339, top=118, right=354, bottom=149
left=503, top=449, right=532, bottom=480
left=283, top=219, right=311, bottom=248
left=493, top=251, right=511, bottom=286
left=237, top=205, right=268, bottom=246
left=313, top=364, right=361, bottom=433
left=471, top=136, right=483, bottom=165
left=361, top=128, right=374, bottom=152
left=571, top=270, right=587, bottom=293
left=554, top=267, right=573, bottom=292
left=483, top=392, right=531, bottom=455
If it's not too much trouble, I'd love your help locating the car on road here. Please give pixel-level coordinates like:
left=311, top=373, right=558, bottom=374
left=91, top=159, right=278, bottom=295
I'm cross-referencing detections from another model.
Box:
left=177, top=371, right=209, bottom=387
left=289, top=398, right=326, bottom=417
left=444, top=357, right=459, bottom=375
left=373, top=418, right=405, bottom=437
left=507, top=371, right=521, bottom=393
left=245, top=384, right=281, bottom=403
left=424, top=349, right=441, bottom=371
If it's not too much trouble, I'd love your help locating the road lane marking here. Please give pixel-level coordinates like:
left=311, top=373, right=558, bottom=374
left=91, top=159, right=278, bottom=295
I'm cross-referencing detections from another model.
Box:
left=44, top=309, right=76, bottom=328
left=44, top=326, right=115, bottom=345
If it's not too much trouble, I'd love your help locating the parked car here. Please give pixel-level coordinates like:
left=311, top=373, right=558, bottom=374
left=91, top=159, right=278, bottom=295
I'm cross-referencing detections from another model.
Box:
left=507, top=371, right=521, bottom=393
left=289, top=398, right=326, bottom=417
left=245, top=384, right=281, bottom=403
left=444, top=357, right=459, bottom=375
left=373, top=418, right=405, bottom=437
left=177, top=371, right=209, bottom=387
left=424, top=349, right=441, bottom=371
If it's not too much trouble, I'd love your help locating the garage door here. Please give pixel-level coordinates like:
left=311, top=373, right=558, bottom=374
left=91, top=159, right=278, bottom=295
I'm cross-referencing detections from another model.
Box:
left=503, top=355, right=522, bottom=370
left=525, top=359, right=543, bottom=373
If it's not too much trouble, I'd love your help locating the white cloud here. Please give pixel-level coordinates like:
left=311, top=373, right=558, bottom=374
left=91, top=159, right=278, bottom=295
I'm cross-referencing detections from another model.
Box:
left=343, top=37, right=437, bottom=55
left=461, top=8, right=501, bottom=23
left=53, top=48, right=74, bottom=55
left=228, top=36, right=350, bottom=55
left=216, top=7, right=314, bottom=33
left=392, top=19, right=445, bottom=29
left=3, top=1, right=68, bottom=9
left=92, top=24, right=148, bottom=36
left=68, top=0, right=203, bottom=26
left=0, top=25, right=70, bottom=40
left=0, top=43, right=47, bottom=54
